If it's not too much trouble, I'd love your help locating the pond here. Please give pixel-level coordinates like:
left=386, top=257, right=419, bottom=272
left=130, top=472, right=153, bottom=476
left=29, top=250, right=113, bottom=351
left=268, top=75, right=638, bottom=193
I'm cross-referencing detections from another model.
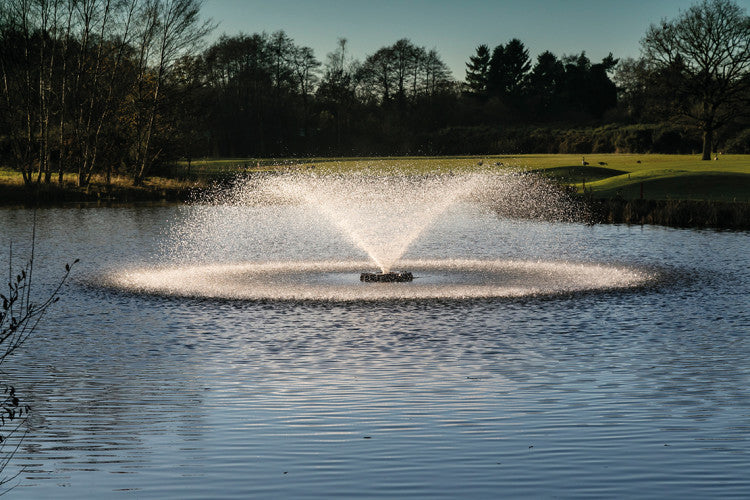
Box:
left=1, top=201, right=749, bottom=498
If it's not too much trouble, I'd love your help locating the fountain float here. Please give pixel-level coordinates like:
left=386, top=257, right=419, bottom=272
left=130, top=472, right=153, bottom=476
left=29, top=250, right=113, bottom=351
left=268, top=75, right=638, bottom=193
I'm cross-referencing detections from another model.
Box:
left=104, top=169, right=654, bottom=301
left=360, top=271, right=413, bottom=282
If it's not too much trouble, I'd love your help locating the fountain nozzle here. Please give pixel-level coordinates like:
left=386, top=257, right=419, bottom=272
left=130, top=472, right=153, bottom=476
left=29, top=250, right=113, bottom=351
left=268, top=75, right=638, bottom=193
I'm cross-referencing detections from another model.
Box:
left=360, top=271, right=414, bottom=283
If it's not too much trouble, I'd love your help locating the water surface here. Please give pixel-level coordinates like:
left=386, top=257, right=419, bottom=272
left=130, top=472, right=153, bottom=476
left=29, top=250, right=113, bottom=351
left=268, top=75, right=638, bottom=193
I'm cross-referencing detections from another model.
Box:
left=1, top=205, right=748, bottom=498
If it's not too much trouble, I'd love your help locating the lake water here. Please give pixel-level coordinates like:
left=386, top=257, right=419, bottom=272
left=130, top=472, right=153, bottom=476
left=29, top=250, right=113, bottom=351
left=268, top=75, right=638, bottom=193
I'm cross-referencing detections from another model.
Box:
left=1, top=203, right=749, bottom=498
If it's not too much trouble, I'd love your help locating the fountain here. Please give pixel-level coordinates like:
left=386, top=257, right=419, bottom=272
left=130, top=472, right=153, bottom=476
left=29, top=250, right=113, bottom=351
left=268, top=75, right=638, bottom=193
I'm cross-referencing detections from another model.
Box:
left=268, top=172, right=483, bottom=275
left=105, top=168, right=654, bottom=301
left=360, top=271, right=413, bottom=282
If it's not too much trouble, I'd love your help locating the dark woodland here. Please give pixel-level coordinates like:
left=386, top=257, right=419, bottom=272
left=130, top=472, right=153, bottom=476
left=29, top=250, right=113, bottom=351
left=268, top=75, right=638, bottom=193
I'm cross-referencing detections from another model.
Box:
left=1, top=0, right=749, bottom=186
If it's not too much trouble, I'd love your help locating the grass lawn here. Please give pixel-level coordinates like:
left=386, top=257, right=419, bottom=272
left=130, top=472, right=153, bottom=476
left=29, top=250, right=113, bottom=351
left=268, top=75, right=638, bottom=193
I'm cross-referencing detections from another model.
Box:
left=3, top=154, right=749, bottom=203
left=169, top=154, right=750, bottom=202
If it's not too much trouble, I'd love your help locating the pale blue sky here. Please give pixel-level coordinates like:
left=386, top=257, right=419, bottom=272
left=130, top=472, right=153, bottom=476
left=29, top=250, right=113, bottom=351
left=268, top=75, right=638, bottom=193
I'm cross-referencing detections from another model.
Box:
left=202, top=0, right=750, bottom=79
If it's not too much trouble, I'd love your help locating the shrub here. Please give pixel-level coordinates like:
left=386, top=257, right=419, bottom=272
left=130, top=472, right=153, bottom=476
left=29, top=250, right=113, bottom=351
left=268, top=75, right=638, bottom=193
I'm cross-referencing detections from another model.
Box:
left=614, top=125, right=654, bottom=153
left=559, top=130, right=593, bottom=154
left=0, top=243, right=76, bottom=489
left=725, top=128, right=750, bottom=154
left=592, top=130, right=616, bottom=153
left=652, top=125, right=700, bottom=154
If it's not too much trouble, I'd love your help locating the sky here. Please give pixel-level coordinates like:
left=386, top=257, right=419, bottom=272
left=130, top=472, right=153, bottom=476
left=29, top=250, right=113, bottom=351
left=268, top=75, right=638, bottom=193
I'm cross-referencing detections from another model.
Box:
left=201, top=0, right=750, bottom=80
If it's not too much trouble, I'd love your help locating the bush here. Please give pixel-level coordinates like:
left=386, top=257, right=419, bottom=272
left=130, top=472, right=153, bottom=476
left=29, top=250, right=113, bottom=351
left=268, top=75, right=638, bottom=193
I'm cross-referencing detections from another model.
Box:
left=559, top=130, right=593, bottom=154
left=0, top=245, right=76, bottom=489
left=652, top=128, right=682, bottom=153
left=427, top=122, right=709, bottom=155
left=725, top=128, right=750, bottom=154
left=592, top=127, right=616, bottom=153
left=652, top=125, right=700, bottom=154
left=614, top=125, right=654, bottom=153
left=431, top=126, right=497, bottom=155
left=527, top=128, right=560, bottom=153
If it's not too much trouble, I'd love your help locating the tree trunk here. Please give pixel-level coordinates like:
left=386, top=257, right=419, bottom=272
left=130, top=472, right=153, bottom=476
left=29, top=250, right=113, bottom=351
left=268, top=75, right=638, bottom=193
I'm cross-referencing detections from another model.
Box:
left=58, top=2, right=74, bottom=185
left=701, top=129, right=713, bottom=161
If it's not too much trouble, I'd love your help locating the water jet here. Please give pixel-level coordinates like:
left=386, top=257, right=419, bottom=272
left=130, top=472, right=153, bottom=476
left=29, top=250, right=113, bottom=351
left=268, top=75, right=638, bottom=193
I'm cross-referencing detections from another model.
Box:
left=114, top=169, right=651, bottom=302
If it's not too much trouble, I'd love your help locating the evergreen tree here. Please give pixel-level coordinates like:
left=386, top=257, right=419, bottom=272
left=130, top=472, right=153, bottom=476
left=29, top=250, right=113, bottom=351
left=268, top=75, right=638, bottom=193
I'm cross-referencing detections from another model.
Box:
left=487, top=44, right=505, bottom=97
left=558, top=52, right=619, bottom=120
left=502, top=38, right=532, bottom=99
left=586, top=53, right=619, bottom=119
left=487, top=39, right=531, bottom=102
left=528, top=51, right=565, bottom=117
left=465, top=44, right=491, bottom=94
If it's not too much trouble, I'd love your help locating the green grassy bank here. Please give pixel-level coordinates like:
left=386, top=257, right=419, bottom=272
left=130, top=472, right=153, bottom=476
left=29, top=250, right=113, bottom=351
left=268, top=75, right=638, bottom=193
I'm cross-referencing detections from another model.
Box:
left=0, top=171, right=204, bottom=207
left=166, top=153, right=750, bottom=201
left=3, top=154, right=749, bottom=228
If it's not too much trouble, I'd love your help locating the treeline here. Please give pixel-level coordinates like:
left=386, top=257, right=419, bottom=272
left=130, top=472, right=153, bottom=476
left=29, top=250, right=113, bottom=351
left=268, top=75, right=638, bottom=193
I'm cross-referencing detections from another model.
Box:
left=464, top=41, right=619, bottom=123
left=188, top=36, right=626, bottom=158
left=195, top=35, right=456, bottom=158
left=429, top=124, right=705, bottom=156
left=2, top=0, right=749, bottom=187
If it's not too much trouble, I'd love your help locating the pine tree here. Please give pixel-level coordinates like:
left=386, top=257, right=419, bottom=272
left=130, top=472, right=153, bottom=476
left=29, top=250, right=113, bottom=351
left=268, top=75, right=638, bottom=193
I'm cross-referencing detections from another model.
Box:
left=488, top=39, right=531, bottom=100
left=502, top=39, right=531, bottom=99
left=465, top=44, right=491, bottom=94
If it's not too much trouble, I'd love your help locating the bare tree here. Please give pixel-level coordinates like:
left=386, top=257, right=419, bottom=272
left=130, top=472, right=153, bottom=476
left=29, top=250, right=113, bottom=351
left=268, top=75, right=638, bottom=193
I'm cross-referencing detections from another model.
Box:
left=422, top=48, right=451, bottom=98
left=291, top=45, right=320, bottom=139
left=72, top=0, right=146, bottom=187
left=291, top=45, right=320, bottom=102
left=0, top=0, right=213, bottom=186
left=0, top=0, right=36, bottom=185
left=55, top=0, right=75, bottom=184
left=71, top=0, right=115, bottom=187
left=359, top=46, right=395, bottom=104
left=269, top=30, right=293, bottom=95
left=317, top=38, right=358, bottom=151
left=132, top=0, right=213, bottom=185
left=641, top=0, right=750, bottom=160
left=390, top=38, right=418, bottom=104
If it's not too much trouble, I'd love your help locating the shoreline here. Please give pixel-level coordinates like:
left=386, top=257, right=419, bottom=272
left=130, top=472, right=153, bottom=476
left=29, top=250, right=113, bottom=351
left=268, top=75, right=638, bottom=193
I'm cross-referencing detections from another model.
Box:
left=2, top=180, right=749, bottom=230
left=0, top=181, right=200, bottom=207
left=589, top=198, right=750, bottom=230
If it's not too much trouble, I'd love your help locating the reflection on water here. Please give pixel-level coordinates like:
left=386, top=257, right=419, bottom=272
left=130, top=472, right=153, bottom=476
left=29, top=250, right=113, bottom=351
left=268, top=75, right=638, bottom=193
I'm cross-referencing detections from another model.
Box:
left=0, top=206, right=749, bottom=498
